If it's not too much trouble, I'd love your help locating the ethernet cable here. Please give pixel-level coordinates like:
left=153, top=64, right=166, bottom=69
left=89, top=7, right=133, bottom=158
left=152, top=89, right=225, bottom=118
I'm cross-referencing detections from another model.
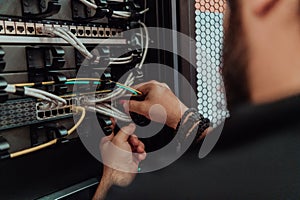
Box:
left=12, top=78, right=142, bottom=96
left=137, top=21, right=149, bottom=70
left=87, top=105, right=131, bottom=122
left=4, top=84, right=67, bottom=105
left=9, top=106, right=86, bottom=158
left=79, top=0, right=149, bottom=19
left=79, top=0, right=98, bottom=9
left=42, top=27, right=94, bottom=59
left=109, top=54, right=134, bottom=62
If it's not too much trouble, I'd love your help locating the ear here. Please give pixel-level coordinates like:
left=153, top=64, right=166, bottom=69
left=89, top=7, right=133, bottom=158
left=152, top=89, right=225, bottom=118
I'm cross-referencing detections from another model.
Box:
left=252, top=0, right=280, bottom=16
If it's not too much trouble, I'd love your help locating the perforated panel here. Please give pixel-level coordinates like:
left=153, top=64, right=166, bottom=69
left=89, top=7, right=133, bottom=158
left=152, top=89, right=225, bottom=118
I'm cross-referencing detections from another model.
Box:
left=195, top=0, right=228, bottom=126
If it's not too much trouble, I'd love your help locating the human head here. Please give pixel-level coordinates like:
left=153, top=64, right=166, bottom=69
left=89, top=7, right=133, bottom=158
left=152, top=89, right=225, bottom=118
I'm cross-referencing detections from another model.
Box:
left=222, top=0, right=300, bottom=111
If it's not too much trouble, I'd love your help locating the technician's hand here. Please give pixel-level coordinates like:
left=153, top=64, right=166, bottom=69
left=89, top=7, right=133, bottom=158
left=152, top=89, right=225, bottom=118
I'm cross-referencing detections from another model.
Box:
left=93, top=124, right=146, bottom=200
left=123, top=80, right=188, bottom=129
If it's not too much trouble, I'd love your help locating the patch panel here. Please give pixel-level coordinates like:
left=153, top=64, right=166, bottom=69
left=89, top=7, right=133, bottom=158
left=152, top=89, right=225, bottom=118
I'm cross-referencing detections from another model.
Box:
left=4, top=21, right=16, bottom=35
left=0, top=19, right=125, bottom=39
left=36, top=98, right=73, bottom=120
left=0, top=96, right=79, bottom=131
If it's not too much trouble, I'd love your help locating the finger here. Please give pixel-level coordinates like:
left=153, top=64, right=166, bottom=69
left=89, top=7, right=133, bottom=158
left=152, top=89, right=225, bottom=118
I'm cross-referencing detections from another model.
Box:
left=135, top=152, right=147, bottom=162
left=129, top=135, right=140, bottom=147
left=137, top=141, right=145, bottom=152
left=110, top=117, right=116, bottom=130
left=100, top=133, right=114, bottom=145
left=131, top=81, right=155, bottom=90
left=123, top=100, right=147, bottom=116
left=115, top=123, right=136, bottom=142
left=160, top=82, right=170, bottom=89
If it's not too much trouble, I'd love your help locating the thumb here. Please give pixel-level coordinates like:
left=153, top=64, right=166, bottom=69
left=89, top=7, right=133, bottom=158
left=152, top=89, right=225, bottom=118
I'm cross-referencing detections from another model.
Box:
left=123, top=100, right=145, bottom=115
left=115, top=123, right=136, bottom=142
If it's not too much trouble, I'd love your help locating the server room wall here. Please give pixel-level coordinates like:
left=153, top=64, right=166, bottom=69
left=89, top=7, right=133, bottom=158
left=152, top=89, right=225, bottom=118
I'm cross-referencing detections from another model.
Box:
left=0, top=0, right=174, bottom=199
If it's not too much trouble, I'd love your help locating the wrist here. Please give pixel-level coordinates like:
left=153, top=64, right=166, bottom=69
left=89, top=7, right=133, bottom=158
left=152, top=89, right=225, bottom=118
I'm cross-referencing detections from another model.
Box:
left=93, top=169, right=113, bottom=200
left=169, top=103, right=188, bottom=129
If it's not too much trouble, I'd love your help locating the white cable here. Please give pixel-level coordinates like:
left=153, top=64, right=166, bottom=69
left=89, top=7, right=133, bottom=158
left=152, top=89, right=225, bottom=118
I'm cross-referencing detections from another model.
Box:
left=4, top=85, right=53, bottom=102
left=139, top=8, right=149, bottom=14
left=44, top=27, right=93, bottom=59
left=87, top=106, right=131, bottom=122
left=113, top=11, right=131, bottom=16
left=25, top=87, right=67, bottom=105
left=137, top=22, right=149, bottom=70
left=110, top=54, right=133, bottom=61
left=25, top=89, right=53, bottom=102
left=97, top=104, right=129, bottom=118
left=111, top=14, right=128, bottom=19
left=51, top=29, right=90, bottom=58
left=102, top=103, right=126, bottom=116
left=59, top=28, right=87, bottom=52
left=58, top=28, right=93, bottom=59
left=109, top=59, right=133, bottom=65
left=54, top=28, right=94, bottom=59
left=89, top=88, right=124, bottom=103
left=79, top=0, right=97, bottom=9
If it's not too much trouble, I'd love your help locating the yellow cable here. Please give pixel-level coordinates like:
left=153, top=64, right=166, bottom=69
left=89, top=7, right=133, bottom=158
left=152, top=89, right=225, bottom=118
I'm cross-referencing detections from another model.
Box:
left=14, top=81, right=55, bottom=87
left=13, top=78, right=142, bottom=95
left=10, top=139, right=58, bottom=158
left=10, top=106, right=86, bottom=159
left=68, top=106, right=86, bottom=135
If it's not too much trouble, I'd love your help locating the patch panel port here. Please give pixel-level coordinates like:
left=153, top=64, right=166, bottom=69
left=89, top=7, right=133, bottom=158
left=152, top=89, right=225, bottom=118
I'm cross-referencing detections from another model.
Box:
left=65, top=107, right=71, bottom=114
left=38, top=112, right=45, bottom=119
left=58, top=109, right=64, bottom=115
left=92, top=27, right=98, bottom=37
left=99, top=28, right=104, bottom=37
left=52, top=109, right=58, bottom=116
left=111, top=29, right=117, bottom=37
left=105, top=28, right=111, bottom=37
left=25, top=22, right=35, bottom=35
left=5, top=21, right=16, bottom=35
left=35, top=23, right=44, bottom=35
left=16, top=22, right=26, bottom=35
left=77, top=26, right=84, bottom=37
left=45, top=111, right=51, bottom=117
left=0, top=20, right=5, bottom=34
left=85, top=27, right=91, bottom=37
left=70, top=26, right=77, bottom=36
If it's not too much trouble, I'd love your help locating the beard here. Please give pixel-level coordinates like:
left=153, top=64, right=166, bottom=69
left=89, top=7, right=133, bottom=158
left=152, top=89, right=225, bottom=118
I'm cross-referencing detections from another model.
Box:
left=222, top=2, right=250, bottom=112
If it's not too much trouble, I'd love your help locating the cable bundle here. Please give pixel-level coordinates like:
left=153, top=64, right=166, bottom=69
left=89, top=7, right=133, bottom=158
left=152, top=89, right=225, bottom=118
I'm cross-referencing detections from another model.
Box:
left=78, top=0, right=149, bottom=19
left=41, top=27, right=94, bottom=60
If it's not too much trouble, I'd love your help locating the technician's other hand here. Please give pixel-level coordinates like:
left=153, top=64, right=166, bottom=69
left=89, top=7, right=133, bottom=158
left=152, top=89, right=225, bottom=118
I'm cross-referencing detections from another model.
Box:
left=100, top=123, right=146, bottom=187
left=123, top=81, right=188, bottom=129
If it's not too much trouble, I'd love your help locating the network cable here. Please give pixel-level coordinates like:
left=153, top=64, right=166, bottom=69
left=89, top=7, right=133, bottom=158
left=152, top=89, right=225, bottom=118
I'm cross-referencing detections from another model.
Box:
left=9, top=106, right=86, bottom=158
left=41, top=27, right=94, bottom=59
left=78, top=0, right=149, bottom=19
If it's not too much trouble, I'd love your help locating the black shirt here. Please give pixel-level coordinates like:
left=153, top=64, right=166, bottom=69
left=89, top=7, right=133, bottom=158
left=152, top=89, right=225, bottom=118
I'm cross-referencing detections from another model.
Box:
left=107, top=95, right=300, bottom=200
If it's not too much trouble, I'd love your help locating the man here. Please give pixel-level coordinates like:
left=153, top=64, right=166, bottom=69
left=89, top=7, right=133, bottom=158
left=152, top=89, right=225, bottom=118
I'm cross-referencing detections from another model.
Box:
left=94, top=0, right=300, bottom=199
